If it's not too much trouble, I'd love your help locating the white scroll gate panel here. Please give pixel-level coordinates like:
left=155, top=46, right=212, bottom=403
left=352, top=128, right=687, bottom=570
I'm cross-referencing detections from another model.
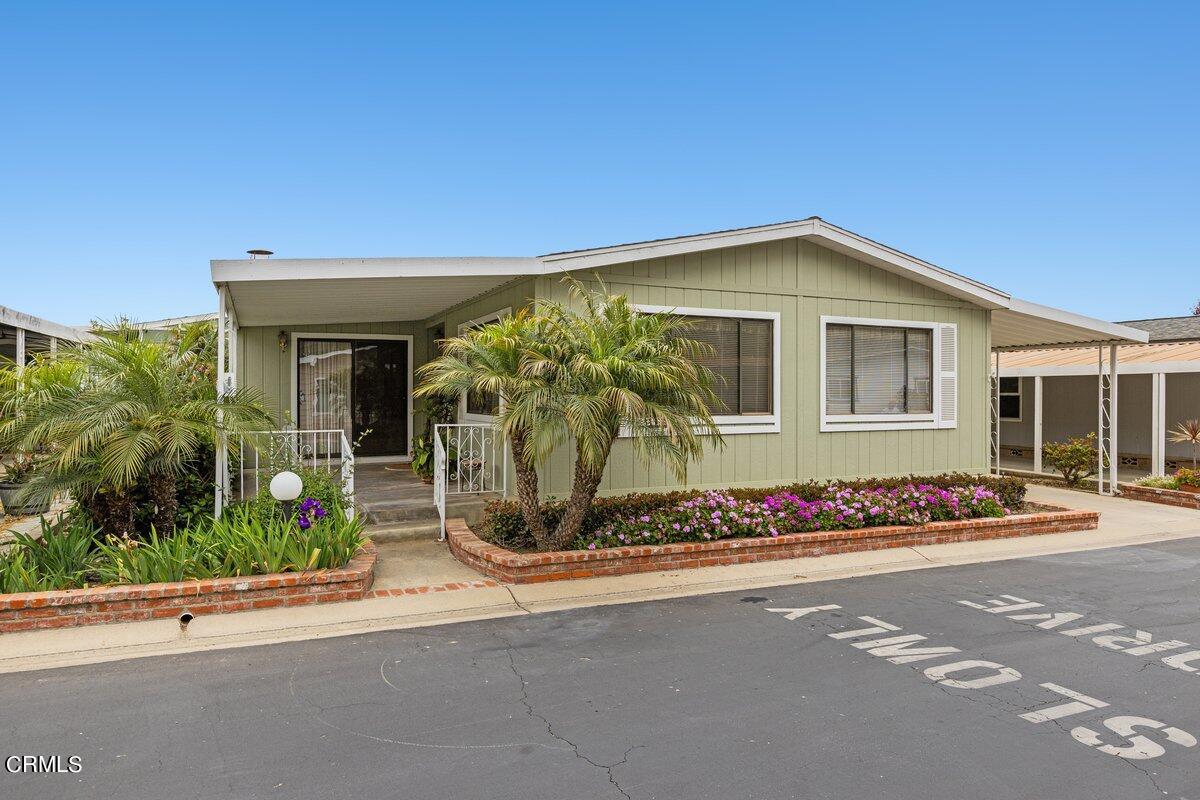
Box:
left=225, top=429, right=356, bottom=519
left=434, top=423, right=507, bottom=540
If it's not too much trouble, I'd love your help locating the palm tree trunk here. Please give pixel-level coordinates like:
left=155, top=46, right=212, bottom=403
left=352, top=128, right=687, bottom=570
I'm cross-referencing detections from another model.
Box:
left=147, top=471, right=178, bottom=536
left=508, top=427, right=549, bottom=548
left=549, top=442, right=612, bottom=551
left=88, top=486, right=134, bottom=537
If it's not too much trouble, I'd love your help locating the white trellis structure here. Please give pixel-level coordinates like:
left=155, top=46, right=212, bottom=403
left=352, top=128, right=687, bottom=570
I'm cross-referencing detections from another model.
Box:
left=991, top=342, right=1119, bottom=495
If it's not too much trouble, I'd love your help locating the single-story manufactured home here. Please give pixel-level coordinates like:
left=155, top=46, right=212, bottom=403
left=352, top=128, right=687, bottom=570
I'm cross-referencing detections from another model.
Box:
left=209, top=218, right=1148, bottom=513
left=999, top=315, right=1200, bottom=480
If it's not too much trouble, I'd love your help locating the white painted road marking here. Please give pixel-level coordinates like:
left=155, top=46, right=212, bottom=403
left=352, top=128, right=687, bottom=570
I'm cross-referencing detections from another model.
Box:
left=959, top=591, right=1200, bottom=674
left=767, top=604, right=1197, bottom=761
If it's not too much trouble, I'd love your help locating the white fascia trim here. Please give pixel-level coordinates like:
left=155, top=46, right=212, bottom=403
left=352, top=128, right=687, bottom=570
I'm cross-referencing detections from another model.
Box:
left=540, top=219, right=823, bottom=271
left=0, top=304, right=89, bottom=342
left=805, top=221, right=1009, bottom=310
left=458, top=308, right=512, bottom=423
left=1004, top=298, right=1150, bottom=345
left=540, top=219, right=1011, bottom=311
left=288, top=331, right=415, bottom=459
left=211, top=257, right=543, bottom=284
left=634, top=304, right=782, bottom=435
left=819, top=315, right=941, bottom=433
left=1000, top=361, right=1200, bottom=378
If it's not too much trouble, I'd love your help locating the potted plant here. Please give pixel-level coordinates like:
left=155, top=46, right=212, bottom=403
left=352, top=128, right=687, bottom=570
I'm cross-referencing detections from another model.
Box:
left=1175, top=468, right=1200, bottom=494
left=410, top=435, right=435, bottom=484
left=0, top=453, right=51, bottom=517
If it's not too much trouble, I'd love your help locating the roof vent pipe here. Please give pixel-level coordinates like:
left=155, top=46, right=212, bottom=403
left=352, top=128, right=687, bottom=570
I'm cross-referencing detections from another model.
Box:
left=246, top=249, right=274, bottom=260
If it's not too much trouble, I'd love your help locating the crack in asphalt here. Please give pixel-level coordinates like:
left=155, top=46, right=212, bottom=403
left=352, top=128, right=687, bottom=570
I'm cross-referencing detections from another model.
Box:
left=498, top=634, right=641, bottom=799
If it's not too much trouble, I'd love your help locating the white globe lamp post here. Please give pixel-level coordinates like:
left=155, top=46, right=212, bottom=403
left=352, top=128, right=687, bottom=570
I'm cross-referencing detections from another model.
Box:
left=270, top=470, right=303, bottom=519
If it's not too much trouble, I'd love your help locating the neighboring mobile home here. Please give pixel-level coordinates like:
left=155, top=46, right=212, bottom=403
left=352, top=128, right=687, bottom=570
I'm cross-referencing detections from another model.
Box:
left=0, top=304, right=88, bottom=364
left=210, top=218, right=1147, bottom=506
left=999, top=316, right=1200, bottom=480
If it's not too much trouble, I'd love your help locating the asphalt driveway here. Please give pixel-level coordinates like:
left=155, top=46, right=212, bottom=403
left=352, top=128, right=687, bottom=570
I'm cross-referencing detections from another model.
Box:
left=5, top=537, right=1200, bottom=799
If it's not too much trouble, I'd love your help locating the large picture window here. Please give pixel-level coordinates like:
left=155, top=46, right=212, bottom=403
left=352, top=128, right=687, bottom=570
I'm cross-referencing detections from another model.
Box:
left=635, top=305, right=781, bottom=435
left=825, top=323, right=932, bottom=415
left=821, top=316, right=956, bottom=432
left=680, top=315, right=774, bottom=416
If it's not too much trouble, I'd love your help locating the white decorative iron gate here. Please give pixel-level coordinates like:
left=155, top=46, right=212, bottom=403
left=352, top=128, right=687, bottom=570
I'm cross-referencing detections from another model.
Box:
left=221, top=429, right=356, bottom=518
left=434, top=423, right=507, bottom=540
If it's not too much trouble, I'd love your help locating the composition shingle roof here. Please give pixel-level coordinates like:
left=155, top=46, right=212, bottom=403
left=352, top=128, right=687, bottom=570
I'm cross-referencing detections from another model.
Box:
left=1116, top=316, right=1200, bottom=342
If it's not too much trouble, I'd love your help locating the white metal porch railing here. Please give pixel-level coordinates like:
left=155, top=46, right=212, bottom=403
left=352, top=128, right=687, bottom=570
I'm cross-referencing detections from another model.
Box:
left=219, top=429, right=356, bottom=518
left=434, top=423, right=507, bottom=540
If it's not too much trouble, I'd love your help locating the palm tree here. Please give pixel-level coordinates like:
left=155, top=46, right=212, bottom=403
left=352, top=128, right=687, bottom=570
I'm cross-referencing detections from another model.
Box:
left=529, top=282, right=725, bottom=550
left=12, top=325, right=272, bottom=535
left=414, top=308, right=557, bottom=547
left=1169, top=419, right=1200, bottom=467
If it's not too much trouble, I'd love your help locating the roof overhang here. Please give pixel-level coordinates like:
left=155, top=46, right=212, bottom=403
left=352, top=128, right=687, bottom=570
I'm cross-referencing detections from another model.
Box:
left=212, top=258, right=542, bottom=326
left=209, top=220, right=1148, bottom=351
left=0, top=305, right=89, bottom=342
left=991, top=298, right=1149, bottom=351
left=539, top=218, right=1012, bottom=310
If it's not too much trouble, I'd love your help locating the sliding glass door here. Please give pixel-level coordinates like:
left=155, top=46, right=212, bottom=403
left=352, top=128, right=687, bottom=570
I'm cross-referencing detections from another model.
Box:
left=297, top=338, right=409, bottom=458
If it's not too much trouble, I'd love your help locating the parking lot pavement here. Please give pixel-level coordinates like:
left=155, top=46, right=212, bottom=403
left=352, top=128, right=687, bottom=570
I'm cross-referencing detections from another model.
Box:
left=5, top=537, right=1200, bottom=799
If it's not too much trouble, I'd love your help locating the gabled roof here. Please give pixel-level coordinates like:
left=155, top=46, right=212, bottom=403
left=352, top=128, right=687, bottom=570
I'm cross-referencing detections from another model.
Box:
left=209, top=217, right=1149, bottom=348
left=539, top=217, right=1011, bottom=310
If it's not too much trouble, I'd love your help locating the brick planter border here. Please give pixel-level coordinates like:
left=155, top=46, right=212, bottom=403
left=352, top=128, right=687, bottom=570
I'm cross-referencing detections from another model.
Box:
left=0, top=542, right=376, bottom=634
left=1119, top=483, right=1200, bottom=511
left=447, top=509, right=1100, bottom=584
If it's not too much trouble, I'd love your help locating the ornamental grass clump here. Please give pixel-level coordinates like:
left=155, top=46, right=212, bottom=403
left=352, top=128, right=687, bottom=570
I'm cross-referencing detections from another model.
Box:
left=576, top=484, right=1006, bottom=550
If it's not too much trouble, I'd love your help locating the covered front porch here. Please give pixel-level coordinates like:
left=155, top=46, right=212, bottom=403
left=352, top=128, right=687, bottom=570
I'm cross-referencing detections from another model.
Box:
left=211, top=255, right=530, bottom=519
left=989, top=304, right=1154, bottom=493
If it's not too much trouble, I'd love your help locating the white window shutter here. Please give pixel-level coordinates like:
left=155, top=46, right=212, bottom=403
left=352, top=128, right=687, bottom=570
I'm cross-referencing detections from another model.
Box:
left=937, top=323, right=958, bottom=428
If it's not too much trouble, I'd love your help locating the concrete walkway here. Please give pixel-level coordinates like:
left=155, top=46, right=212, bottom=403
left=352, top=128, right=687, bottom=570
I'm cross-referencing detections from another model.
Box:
left=3, top=484, right=1199, bottom=674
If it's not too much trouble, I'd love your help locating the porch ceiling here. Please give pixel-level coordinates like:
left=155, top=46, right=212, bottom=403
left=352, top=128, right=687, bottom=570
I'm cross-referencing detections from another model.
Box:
left=222, top=274, right=524, bottom=326
left=991, top=298, right=1149, bottom=351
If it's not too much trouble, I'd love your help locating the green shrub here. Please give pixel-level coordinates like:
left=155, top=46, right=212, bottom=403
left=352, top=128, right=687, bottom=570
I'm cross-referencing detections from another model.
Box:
left=246, top=467, right=350, bottom=521
left=1175, top=468, right=1200, bottom=488
left=93, top=526, right=220, bottom=585
left=479, top=473, right=1027, bottom=551
left=0, top=500, right=366, bottom=592
left=0, top=514, right=98, bottom=592
left=1042, top=434, right=1105, bottom=486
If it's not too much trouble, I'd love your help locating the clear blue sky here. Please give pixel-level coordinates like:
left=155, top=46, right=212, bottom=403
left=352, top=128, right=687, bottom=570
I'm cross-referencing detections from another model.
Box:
left=2, top=1, right=1197, bottom=325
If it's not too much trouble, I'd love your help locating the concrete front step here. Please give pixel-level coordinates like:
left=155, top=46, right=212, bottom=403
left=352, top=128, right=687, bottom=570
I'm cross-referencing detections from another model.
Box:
left=358, top=495, right=495, bottom=526
left=365, top=520, right=443, bottom=543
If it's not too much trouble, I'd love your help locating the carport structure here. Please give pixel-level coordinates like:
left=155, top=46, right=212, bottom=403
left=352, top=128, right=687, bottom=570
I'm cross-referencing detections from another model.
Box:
left=990, top=302, right=1150, bottom=494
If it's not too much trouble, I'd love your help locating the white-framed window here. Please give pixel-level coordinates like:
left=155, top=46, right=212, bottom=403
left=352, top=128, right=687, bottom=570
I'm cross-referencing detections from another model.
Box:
left=635, top=305, right=781, bottom=435
left=458, top=308, right=511, bottom=422
left=820, top=316, right=958, bottom=432
left=998, top=376, right=1022, bottom=422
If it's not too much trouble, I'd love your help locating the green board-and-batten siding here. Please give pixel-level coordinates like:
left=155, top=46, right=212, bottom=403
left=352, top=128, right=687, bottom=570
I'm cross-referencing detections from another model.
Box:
left=535, top=237, right=989, bottom=496
left=235, top=238, right=989, bottom=497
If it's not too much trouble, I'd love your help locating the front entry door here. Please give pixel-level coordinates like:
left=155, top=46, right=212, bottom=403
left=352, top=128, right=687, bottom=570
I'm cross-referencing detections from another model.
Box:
left=297, top=338, right=409, bottom=458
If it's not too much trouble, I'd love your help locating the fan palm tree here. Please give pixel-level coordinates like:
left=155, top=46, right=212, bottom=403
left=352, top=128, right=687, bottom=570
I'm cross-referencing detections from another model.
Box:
left=528, top=282, right=725, bottom=550
left=11, top=326, right=271, bottom=535
left=413, top=308, right=556, bottom=546
left=1169, top=419, right=1200, bottom=467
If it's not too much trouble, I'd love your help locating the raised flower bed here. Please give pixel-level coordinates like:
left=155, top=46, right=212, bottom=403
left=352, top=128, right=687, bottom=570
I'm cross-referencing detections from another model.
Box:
left=0, top=542, right=376, bottom=633
left=450, top=481, right=1100, bottom=584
